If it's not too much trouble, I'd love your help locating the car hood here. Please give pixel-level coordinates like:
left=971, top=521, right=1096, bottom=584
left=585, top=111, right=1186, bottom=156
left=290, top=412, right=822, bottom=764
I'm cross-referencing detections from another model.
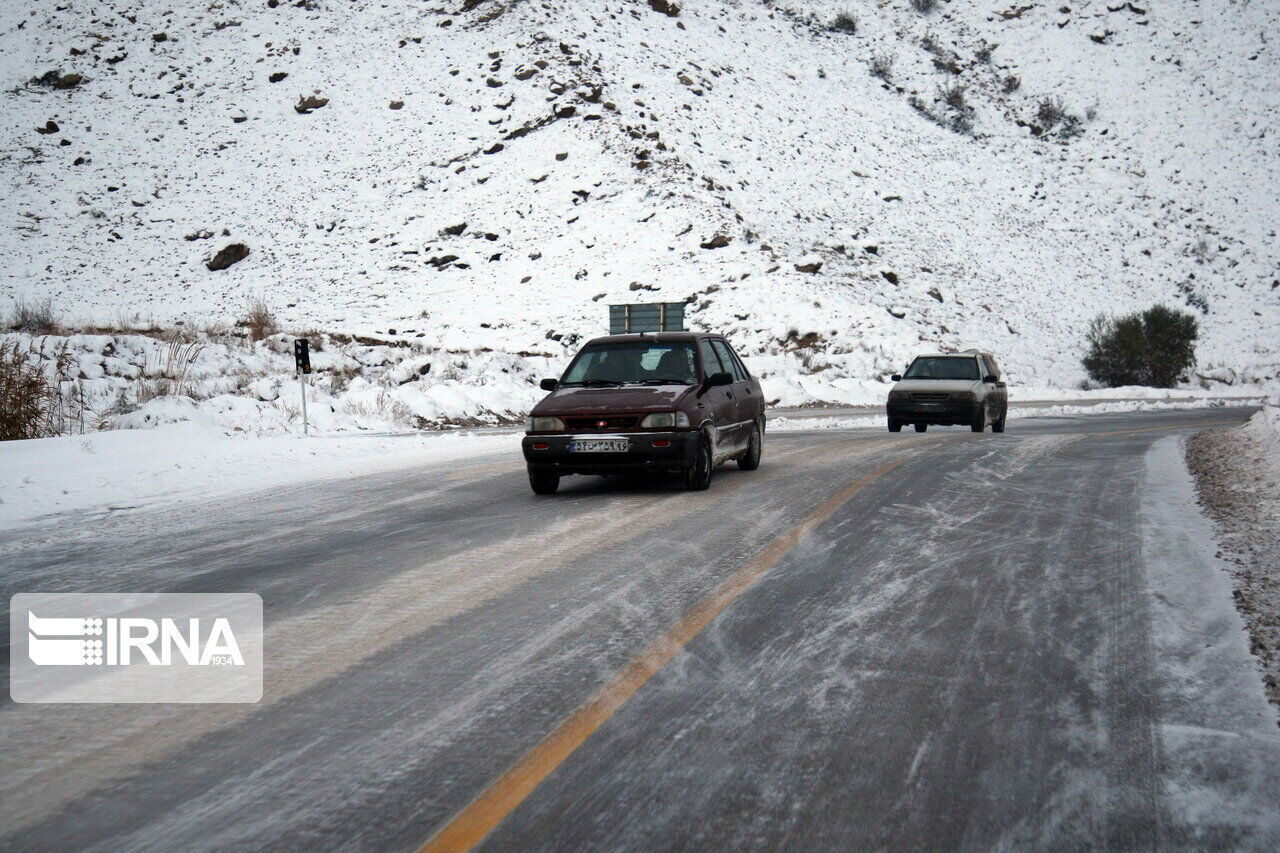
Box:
left=892, top=379, right=981, bottom=395
left=532, top=384, right=696, bottom=416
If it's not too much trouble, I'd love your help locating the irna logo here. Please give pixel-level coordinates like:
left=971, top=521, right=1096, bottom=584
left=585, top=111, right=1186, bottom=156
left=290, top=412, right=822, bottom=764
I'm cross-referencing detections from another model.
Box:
left=27, top=612, right=245, bottom=667
left=10, top=593, right=262, bottom=704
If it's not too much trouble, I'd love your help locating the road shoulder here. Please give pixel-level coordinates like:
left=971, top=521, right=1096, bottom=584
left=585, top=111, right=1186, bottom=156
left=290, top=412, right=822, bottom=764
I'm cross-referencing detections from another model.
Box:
left=1141, top=436, right=1280, bottom=845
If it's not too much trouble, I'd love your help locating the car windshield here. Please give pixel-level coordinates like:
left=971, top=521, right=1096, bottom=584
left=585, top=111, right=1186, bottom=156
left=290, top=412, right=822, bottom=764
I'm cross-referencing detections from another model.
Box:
left=903, top=356, right=980, bottom=381
left=560, top=341, right=698, bottom=386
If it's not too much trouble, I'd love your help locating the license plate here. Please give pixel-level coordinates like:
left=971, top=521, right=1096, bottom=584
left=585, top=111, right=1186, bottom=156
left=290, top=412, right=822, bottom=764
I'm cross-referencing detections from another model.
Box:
left=568, top=439, right=630, bottom=453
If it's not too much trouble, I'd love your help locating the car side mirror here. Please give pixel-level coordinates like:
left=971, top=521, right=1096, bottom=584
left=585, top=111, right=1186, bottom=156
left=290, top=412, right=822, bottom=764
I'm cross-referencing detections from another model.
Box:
left=983, top=374, right=998, bottom=384
left=705, top=371, right=733, bottom=388
left=540, top=378, right=558, bottom=391
left=891, top=374, right=902, bottom=382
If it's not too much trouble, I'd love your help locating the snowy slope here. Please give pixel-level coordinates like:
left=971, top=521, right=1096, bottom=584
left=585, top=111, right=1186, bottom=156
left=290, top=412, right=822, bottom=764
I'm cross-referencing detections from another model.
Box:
left=2, top=0, right=1277, bottom=400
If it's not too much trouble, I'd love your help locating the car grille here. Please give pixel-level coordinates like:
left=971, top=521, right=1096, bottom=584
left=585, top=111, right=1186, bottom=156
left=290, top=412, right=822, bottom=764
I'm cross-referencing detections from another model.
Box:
left=565, top=415, right=642, bottom=432
left=910, top=393, right=951, bottom=402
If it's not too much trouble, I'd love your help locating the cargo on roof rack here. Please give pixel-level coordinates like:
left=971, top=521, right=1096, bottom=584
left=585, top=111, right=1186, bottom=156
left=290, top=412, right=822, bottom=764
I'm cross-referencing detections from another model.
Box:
left=608, top=301, right=686, bottom=335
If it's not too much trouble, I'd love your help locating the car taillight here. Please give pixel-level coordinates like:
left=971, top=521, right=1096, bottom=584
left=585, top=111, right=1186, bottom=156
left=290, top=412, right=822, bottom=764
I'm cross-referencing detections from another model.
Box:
left=653, top=439, right=671, bottom=447
left=531, top=442, right=550, bottom=450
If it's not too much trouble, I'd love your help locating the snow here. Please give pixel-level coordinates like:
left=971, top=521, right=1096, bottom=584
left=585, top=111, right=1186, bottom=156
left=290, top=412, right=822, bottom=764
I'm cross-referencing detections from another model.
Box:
left=767, top=396, right=1262, bottom=432
left=2, top=0, right=1277, bottom=399
left=1, top=330, right=553, bottom=433
left=1141, top=436, right=1280, bottom=840
left=1241, top=400, right=1280, bottom=479
left=0, top=424, right=511, bottom=533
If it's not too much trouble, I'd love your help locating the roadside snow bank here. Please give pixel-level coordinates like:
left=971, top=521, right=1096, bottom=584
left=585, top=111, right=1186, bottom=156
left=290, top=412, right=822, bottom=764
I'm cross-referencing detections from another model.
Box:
left=767, top=397, right=1260, bottom=432
left=1142, top=437, right=1280, bottom=839
left=1241, top=402, right=1280, bottom=475
left=0, top=425, right=514, bottom=532
left=2, top=330, right=552, bottom=434
left=1185, top=399, right=1280, bottom=716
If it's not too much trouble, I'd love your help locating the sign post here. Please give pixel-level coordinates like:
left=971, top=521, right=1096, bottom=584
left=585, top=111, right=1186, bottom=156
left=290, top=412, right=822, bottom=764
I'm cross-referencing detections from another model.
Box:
left=294, top=339, right=311, bottom=437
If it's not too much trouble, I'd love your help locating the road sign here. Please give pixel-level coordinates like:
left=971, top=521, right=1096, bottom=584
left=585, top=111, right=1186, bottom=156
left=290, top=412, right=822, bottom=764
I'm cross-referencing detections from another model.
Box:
left=294, top=338, right=311, bottom=436
left=294, top=339, right=311, bottom=375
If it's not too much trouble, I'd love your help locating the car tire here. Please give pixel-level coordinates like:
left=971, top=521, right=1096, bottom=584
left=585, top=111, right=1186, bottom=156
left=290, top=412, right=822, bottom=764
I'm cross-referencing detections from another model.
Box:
left=684, top=433, right=713, bottom=490
left=888, top=419, right=903, bottom=433
left=738, top=422, right=762, bottom=470
left=971, top=405, right=986, bottom=433
left=529, top=471, right=560, bottom=495
left=914, top=423, right=927, bottom=433
left=992, top=411, right=1006, bottom=433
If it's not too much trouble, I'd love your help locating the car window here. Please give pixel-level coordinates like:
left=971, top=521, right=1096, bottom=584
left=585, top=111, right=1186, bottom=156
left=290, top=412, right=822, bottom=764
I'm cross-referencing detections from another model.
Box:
left=561, top=341, right=698, bottom=386
left=697, top=340, right=726, bottom=379
left=711, top=341, right=746, bottom=382
left=903, top=356, right=980, bottom=381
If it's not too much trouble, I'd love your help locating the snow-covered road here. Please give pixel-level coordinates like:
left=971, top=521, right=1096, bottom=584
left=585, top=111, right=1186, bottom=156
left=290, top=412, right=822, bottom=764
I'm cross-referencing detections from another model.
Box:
left=1, top=407, right=1277, bottom=849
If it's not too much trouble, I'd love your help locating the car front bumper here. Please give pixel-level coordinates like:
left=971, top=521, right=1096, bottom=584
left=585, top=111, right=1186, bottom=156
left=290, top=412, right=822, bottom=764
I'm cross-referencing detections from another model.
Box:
left=887, top=400, right=981, bottom=425
left=522, top=431, right=697, bottom=476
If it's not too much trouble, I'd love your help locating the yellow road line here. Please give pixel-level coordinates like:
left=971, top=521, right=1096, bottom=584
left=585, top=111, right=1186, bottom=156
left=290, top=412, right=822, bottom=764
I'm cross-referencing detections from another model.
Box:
left=418, top=454, right=913, bottom=852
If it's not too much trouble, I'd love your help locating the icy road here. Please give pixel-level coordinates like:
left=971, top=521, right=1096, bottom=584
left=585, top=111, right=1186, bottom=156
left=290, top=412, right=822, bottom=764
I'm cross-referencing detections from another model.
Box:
left=2, top=408, right=1279, bottom=850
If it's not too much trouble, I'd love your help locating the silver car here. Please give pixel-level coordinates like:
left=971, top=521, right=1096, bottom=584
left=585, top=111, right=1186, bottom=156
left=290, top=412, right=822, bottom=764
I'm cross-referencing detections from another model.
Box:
left=886, top=350, right=1008, bottom=433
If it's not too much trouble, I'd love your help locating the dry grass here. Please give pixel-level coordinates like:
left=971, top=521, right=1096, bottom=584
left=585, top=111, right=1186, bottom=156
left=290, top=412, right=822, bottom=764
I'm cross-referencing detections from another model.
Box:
left=0, top=339, right=73, bottom=440
left=869, top=52, right=894, bottom=81
left=340, top=390, right=414, bottom=426
left=829, top=12, right=857, bottom=34
left=241, top=296, right=278, bottom=342
left=137, top=339, right=206, bottom=403
left=6, top=296, right=62, bottom=335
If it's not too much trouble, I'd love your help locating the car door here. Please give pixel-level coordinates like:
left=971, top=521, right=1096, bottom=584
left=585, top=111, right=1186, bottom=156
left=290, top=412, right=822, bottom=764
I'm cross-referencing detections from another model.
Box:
left=696, top=339, right=740, bottom=456
left=980, top=354, right=1007, bottom=418
left=712, top=339, right=756, bottom=441
left=727, top=343, right=765, bottom=426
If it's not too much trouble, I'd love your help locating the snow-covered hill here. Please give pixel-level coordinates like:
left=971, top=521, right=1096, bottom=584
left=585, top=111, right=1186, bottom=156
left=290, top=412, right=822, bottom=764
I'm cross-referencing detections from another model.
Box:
left=3, top=0, right=1278, bottom=400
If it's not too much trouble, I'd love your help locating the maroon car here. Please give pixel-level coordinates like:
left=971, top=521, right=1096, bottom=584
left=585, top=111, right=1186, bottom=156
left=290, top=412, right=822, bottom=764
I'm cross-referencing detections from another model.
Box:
left=522, top=333, right=766, bottom=494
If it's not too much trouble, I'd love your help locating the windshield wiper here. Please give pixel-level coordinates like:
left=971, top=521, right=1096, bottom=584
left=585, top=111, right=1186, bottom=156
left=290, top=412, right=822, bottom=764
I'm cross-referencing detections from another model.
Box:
left=633, top=378, right=693, bottom=385
left=563, top=379, right=624, bottom=387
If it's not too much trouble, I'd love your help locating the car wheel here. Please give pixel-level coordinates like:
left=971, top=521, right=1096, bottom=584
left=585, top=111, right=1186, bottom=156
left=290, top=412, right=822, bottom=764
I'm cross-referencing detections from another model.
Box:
left=528, top=471, right=560, bottom=495
left=971, top=405, right=986, bottom=433
left=738, top=422, right=763, bottom=470
left=888, top=419, right=903, bottom=433
left=914, top=423, right=927, bottom=433
left=684, top=433, right=713, bottom=490
left=992, top=411, right=1006, bottom=433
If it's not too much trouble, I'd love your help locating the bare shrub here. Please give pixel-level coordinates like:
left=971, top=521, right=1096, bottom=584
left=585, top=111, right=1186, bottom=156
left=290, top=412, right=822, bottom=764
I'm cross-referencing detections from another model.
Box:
left=940, top=82, right=967, bottom=111
left=7, top=297, right=61, bottom=335
left=829, top=11, right=857, bottom=34
left=240, top=296, right=278, bottom=342
left=1002, top=75, right=1021, bottom=93
left=1036, top=96, right=1069, bottom=129
left=293, top=328, right=326, bottom=351
left=869, top=52, right=895, bottom=81
left=327, top=364, right=359, bottom=395
left=948, top=112, right=974, bottom=134
left=910, top=0, right=938, bottom=13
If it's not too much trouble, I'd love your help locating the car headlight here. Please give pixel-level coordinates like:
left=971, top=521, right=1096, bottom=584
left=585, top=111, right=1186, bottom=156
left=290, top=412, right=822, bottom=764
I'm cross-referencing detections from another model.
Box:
left=888, top=390, right=910, bottom=401
left=526, top=416, right=565, bottom=432
left=950, top=391, right=978, bottom=402
left=640, top=411, right=690, bottom=429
